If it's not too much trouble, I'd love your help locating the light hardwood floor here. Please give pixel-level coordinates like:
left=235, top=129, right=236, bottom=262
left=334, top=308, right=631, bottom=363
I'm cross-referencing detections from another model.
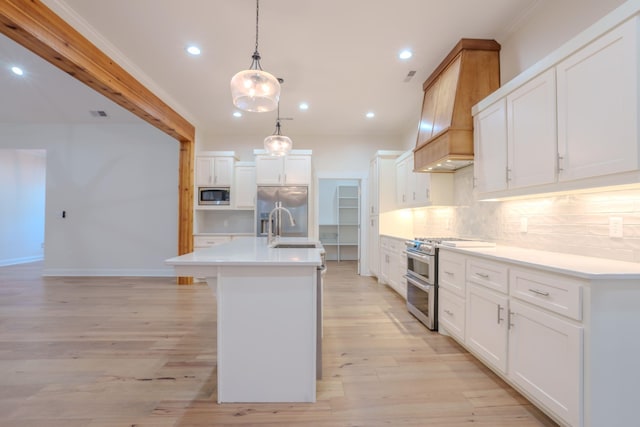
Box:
left=0, top=261, right=558, bottom=427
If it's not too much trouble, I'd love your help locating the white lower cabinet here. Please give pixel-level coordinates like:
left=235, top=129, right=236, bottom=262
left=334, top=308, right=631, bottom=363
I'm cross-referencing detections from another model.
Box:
left=438, top=248, right=584, bottom=426
left=508, top=299, right=582, bottom=427
left=438, top=288, right=465, bottom=342
left=466, top=283, right=509, bottom=374
left=379, top=236, right=406, bottom=299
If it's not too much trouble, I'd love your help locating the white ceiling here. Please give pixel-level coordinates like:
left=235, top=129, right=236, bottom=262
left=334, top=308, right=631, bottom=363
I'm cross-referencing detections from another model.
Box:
left=2, top=0, right=539, bottom=138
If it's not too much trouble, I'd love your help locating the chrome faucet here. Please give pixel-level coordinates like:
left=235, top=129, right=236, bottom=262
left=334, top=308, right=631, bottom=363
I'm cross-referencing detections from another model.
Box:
left=268, top=201, right=296, bottom=245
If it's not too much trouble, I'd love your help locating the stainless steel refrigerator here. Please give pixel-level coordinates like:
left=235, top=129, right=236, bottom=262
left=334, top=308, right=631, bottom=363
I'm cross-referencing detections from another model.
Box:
left=256, top=186, right=308, bottom=237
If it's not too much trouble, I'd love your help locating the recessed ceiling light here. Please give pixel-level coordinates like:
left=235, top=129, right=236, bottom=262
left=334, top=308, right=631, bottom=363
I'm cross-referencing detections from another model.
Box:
left=11, top=66, right=24, bottom=76
left=399, top=49, right=413, bottom=60
left=299, top=102, right=309, bottom=110
left=366, top=112, right=375, bottom=118
left=233, top=111, right=242, bottom=118
left=186, top=45, right=201, bottom=55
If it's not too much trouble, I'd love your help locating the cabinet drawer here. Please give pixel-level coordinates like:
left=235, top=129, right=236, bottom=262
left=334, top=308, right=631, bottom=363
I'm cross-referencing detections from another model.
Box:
left=467, top=257, right=508, bottom=294
left=438, top=250, right=466, bottom=297
left=510, top=268, right=583, bottom=321
left=194, top=235, right=232, bottom=248
left=439, top=288, right=465, bottom=342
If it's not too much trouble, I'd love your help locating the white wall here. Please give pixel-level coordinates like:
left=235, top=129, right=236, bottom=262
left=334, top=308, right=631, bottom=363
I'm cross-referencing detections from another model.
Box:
left=0, top=149, right=46, bottom=266
left=0, top=123, right=179, bottom=276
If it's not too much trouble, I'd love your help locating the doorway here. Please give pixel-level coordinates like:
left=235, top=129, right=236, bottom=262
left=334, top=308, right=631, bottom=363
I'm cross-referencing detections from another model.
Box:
left=0, top=149, right=46, bottom=266
left=317, top=178, right=361, bottom=273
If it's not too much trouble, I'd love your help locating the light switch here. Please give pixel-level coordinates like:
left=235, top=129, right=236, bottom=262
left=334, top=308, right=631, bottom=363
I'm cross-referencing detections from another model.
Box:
left=609, top=217, right=623, bottom=238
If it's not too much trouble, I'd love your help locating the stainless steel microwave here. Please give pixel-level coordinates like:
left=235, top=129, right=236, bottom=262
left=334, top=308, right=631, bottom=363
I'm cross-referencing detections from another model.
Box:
left=198, top=187, right=230, bottom=205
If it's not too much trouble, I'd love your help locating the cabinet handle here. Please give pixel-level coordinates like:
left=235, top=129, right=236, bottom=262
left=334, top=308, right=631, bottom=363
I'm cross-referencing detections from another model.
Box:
left=444, top=309, right=454, bottom=316
left=557, top=153, right=564, bottom=172
left=528, top=288, right=550, bottom=297
left=506, top=167, right=512, bottom=182
left=278, top=174, right=282, bottom=183
left=508, top=310, right=515, bottom=329
left=472, top=176, right=477, bottom=189
left=444, top=270, right=454, bottom=276
left=475, top=272, right=489, bottom=279
left=284, top=173, right=287, bottom=183
left=426, top=189, right=430, bottom=200
left=497, top=304, right=504, bottom=324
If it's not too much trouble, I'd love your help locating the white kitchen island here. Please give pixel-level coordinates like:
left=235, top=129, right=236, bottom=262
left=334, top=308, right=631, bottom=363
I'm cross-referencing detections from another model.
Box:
left=165, top=236, right=323, bottom=403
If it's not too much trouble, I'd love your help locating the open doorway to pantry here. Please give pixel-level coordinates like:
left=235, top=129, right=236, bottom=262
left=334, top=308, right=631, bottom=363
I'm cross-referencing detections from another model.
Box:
left=317, top=178, right=362, bottom=273
left=0, top=149, right=46, bottom=267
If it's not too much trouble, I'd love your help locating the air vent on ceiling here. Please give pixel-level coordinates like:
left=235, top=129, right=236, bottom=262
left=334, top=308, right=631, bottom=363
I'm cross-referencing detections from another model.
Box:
left=403, top=70, right=417, bottom=82
left=89, top=110, right=108, bottom=118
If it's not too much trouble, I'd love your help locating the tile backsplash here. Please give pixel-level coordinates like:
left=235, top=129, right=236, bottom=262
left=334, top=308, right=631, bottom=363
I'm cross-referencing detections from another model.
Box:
left=412, top=166, right=640, bottom=263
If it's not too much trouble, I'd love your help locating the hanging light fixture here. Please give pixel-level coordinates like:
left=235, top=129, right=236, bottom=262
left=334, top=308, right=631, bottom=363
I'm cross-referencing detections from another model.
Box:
left=230, top=0, right=280, bottom=112
left=264, top=78, right=292, bottom=156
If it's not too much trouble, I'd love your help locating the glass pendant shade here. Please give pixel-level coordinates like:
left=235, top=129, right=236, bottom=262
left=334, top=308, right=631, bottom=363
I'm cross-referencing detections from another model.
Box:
left=230, top=68, right=280, bottom=112
left=264, top=133, right=292, bottom=156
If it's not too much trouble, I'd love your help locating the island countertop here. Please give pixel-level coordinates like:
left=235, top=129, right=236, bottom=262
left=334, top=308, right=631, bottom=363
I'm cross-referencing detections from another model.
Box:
left=165, top=236, right=323, bottom=267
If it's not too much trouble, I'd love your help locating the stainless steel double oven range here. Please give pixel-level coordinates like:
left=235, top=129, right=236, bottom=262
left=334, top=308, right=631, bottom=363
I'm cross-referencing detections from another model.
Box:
left=404, top=237, right=494, bottom=330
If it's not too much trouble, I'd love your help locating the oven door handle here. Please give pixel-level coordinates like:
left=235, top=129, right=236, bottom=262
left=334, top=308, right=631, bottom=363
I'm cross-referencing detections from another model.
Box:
left=404, top=250, right=431, bottom=261
left=404, top=274, right=433, bottom=293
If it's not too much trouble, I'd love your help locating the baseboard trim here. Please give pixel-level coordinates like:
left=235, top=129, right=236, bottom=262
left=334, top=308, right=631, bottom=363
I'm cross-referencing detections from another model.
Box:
left=0, top=255, right=44, bottom=267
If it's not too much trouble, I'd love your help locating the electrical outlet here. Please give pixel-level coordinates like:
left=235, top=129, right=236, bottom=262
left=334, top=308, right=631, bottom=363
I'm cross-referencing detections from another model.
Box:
left=609, top=217, right=623, bottom=238
left=520, top=217, right=528, bottom=233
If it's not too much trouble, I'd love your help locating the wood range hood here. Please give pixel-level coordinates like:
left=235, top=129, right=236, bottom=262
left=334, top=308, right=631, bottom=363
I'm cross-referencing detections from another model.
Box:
left=413, top=39, right=500, bottom=173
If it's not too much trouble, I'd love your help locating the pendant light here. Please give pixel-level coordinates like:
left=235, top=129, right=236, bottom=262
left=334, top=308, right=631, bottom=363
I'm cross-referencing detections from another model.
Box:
left=264, top=79, right=292, bottom=156
left=230, top=0, right=280, bottom=112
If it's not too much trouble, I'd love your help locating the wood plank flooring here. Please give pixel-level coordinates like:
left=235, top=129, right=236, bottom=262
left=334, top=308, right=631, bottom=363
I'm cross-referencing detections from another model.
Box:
left=0, top=261, right=558, bottom=426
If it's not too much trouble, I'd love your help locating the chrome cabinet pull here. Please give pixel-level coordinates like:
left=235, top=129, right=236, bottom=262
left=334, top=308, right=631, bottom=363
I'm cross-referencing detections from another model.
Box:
left=557, top=153, right=564, bottom=172
left=497, top=304, right=504, bottom=324
left=444, top=270, right=454, bottom=275
left=506, top=167, right=512, bottom=182
left=444, top=309, right=454, bottom=316
left=475, top=272, right=489, bottom=279
left=529, top=288, right=550, bottom=297
left=508, top=310, right=515, bottom=329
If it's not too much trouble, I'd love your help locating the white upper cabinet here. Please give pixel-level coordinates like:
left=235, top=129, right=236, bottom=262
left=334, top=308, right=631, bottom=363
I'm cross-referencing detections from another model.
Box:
left=556, top=17, right=638, bottom=182
left=473, top=11, right=640, bottom=198
left=474, top=69, right=557, bottom=193
left=507, top=68, right=557, bottom=189
left=196, top=156, right=234, bottom=187
left=395, top=150, right=453, bottom=208
left=234, top=164, right=256, bottom=209
left=255, top=155, right=311, bottom=185
left=474, top=99, right=508, bottom=193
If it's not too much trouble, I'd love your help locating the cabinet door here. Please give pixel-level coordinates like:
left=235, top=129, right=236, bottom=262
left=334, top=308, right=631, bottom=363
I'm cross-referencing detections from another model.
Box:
left=508, top=299, right=582, bottom=427
left=214, top=157, right=234, bottom=186
left=412, top=171, right=430, bottom=205
left=283, top=156, right=311, bottom=185
left=474, top=99, right=508, bottom=193
left=368, top=158, right=379, bottom=215
left=195, top=157, right=214, bottom=186
left=234, top=166, right=256, bottom=208
left=466, top=283, right=509, bottom=374
left=439, top=288, right=466, bottom=342
left=368, top=215, right=380, bottom=276
left=557, top=18, right=638, bottom=182
left=395, top=157, right=409, bottom=206
left=507, top=69, right=557, bottom=189
left=255, top=156, right=283, bottom=185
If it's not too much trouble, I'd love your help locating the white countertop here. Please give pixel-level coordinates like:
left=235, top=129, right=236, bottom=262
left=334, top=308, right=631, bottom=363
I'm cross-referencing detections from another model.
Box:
left=440, top=245, right=640, bottom=280
left=166, top=236, right=323, bottom=267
